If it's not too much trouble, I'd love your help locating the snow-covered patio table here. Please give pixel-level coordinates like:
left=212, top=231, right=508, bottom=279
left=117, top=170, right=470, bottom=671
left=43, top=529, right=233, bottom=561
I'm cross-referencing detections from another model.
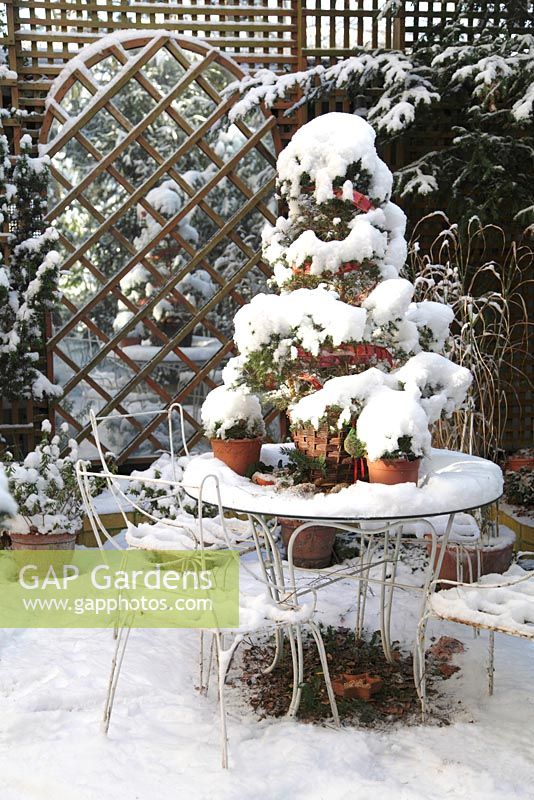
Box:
left=183, top=445, right=503, bottom=676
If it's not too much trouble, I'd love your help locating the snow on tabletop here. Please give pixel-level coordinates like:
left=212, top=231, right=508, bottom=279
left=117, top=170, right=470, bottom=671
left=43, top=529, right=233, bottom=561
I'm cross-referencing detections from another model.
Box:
left=395, top=352, right=473, bottom=424
left=356, top=386, right=432, bottom=460
left=183, top=446, right=503, bottom=520
left=233, top=287, right=367, bottom=358
left=276, top=112, right=393, bottom=204
left=201, top=386, right=265, bottom=440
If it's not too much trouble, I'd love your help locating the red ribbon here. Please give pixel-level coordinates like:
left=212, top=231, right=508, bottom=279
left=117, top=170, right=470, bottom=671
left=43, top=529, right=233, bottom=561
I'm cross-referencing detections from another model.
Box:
left=333, top=188, right=375, bottom=213
left=298, top=373, right=324, bottom=390
left=302, top=184, right=375, bottom=213
left=353, top=456, right=367, bottom=482
left=297, top=344, right=394, bottom=369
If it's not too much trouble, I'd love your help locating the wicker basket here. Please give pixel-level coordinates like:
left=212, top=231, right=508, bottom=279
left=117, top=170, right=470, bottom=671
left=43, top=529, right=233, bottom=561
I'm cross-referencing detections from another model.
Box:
left=291, top=422, right=354, bottom=485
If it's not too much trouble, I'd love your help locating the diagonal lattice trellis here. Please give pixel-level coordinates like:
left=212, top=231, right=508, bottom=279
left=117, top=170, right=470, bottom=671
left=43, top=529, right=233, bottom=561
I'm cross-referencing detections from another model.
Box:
left=40, top=32, right=280, bottom=462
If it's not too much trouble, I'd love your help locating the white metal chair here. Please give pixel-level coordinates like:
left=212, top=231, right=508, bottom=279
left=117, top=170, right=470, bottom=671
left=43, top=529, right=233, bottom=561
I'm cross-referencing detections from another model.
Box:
left=76, top=457, right=340, bottom=768
left=414, top=557, right=534, bottom=718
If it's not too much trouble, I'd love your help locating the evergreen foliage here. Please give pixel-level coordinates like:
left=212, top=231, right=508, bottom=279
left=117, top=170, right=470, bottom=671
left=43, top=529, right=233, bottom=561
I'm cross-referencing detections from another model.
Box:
left=0, top=134, right=61, bottom=400
left=230, top=0, right=534, bottom=233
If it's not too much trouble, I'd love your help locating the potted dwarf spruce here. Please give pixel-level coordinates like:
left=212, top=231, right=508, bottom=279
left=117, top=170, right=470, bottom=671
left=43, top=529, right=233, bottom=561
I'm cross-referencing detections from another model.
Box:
left=356, top=388, right=431, bottom=485
left=2, top=421, right=90, bottom=550
left=201, top=386, right=265, bottom=476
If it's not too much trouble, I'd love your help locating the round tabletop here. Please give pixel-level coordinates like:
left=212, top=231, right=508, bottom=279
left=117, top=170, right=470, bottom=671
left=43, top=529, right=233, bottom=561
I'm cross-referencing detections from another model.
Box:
left=183, top=444, right=503, bottom=522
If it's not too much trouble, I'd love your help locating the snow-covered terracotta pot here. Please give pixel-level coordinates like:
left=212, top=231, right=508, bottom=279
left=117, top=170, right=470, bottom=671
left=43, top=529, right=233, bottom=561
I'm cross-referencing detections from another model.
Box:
left=210, top=437, right=262, bottom=476
left=279, top=518, right=337, bottom=569
left=428, top=530, right=515, bottom=584
left=8, top=531, right=77, bottom=551
left=367, top=458, right=420, bottom=485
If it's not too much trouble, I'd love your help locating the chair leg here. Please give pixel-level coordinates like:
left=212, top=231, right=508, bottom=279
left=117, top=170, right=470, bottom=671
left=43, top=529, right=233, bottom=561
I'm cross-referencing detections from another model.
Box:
left=488, top=630, right=495, bottom=696
left=414, top=612, right=429, bottom=722
left=102, top=624, right=132, bottom=734
left=285, top=625, right=300, bottom=718
left=198, top=631, right=217, bottom=695
left=308, top=620, right=340, bottom=728
left=262, top=628, right=284, bottom=675
left=287, top=624, right=304, bottom=719
left=212, top=632, right=230, bottom=769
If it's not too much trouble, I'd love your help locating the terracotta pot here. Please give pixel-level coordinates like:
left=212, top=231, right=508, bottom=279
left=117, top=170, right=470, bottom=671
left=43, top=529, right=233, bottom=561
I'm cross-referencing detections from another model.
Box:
left=210, top=437, right=262, bottom=476
left=8, top=531, right=77, bottom=551
left=279, top=517, right=337, bottom=569
left=120, top=335, right=142, bottom=347
left=428, top=533, right=515, bottom=584
left=332, top=672, right=383, bottom=701
left=505, top=456, right=534, bottom=472
left=252, top=474, right=276, bottom=487
left=367, top=458, right=420, bottom=485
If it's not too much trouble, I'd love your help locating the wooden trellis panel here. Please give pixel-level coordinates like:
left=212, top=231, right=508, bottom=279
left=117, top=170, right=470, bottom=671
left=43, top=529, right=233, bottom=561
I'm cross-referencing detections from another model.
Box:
left=38, top=32, right=281, bottom=462
left=1, top=2, right=532, bottom=457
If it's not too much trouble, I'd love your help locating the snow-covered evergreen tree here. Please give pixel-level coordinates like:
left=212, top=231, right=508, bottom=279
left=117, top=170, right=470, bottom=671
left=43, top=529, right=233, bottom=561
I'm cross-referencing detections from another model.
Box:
left=0, top=134, right=61, bottom=400
left=221, top=113, right=472, bottom=480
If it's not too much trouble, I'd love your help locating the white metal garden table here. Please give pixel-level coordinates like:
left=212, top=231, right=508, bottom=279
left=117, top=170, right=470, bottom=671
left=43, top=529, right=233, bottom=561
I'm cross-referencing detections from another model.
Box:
left=183, top=445, right=503, bottom=676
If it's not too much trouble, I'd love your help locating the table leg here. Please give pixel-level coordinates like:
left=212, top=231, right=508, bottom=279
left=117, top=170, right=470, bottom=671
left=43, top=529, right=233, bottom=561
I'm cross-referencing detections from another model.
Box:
left=355, top=533, right=376, bottom=639
left=380, top=524, right=402, bottom=664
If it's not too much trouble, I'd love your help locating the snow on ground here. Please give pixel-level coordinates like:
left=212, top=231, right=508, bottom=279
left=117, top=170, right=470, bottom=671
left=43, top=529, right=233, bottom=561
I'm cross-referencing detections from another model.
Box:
left=0, top=547, right=533, bottom=799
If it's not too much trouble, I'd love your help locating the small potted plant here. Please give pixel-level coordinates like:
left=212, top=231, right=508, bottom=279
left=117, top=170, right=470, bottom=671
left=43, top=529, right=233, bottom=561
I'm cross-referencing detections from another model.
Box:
left=2, top=421, right=91, bottom=550
left=201, top=386, right=265, bottom=476
left=356, top=388, right=431, bottom=485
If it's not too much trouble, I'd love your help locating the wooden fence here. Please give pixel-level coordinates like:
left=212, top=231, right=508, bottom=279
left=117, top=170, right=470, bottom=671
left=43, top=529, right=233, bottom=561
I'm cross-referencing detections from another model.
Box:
left=0, top=1, right=531, bottom=460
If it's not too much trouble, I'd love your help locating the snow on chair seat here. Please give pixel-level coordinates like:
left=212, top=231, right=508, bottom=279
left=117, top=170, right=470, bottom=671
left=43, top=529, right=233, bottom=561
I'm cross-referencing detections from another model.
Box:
left=429, top=565, right=534, bottom=639
left=125, top=514, right=254, bottom=551
left=415, top=559, right=534, bottom=717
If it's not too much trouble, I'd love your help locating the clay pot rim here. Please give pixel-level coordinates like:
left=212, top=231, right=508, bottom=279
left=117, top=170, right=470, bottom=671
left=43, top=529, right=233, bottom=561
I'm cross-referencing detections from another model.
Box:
left=210, top=436, right=263, bottom=444
left=7, top=531, right=79, bottom=546
left=505, top=457, right=534, bottom=471
left=368, top=456, right=421, bottom=465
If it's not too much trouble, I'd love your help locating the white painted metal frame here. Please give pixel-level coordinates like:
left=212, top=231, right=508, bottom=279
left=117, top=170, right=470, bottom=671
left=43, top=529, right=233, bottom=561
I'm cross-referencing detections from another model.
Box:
left=415, top=554, right=534, bottom=718
left=245, top=513, right=457, bottom=670
left=75, top=456, right=341, bottom=768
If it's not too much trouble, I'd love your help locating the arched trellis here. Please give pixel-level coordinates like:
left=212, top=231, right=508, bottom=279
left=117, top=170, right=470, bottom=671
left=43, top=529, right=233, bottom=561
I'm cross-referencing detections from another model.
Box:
left=40, top=32, right=281, bottom=463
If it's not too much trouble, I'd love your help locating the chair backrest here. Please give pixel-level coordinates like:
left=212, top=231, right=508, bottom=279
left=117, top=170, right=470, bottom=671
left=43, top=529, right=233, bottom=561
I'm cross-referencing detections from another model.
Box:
left=88, top=404, right=190, bottom=479
left=76, top=460, right=125, bottom=550
left=75, top=459, right=237, bottom=553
